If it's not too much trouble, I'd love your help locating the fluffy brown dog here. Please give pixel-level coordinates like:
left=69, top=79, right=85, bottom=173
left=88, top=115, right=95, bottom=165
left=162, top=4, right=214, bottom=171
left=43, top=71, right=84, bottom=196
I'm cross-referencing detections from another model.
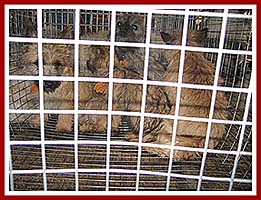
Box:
left=19, top=43, right=70, bottom=126
left=20, top=41, right=106, bottom=131
left=125, top=29, right=229, bottom=160
left=18, top=24, right=229, bottom=160
left=115, top=13, right=146, bottom=43
left=44, top=45, right=112, bottom=132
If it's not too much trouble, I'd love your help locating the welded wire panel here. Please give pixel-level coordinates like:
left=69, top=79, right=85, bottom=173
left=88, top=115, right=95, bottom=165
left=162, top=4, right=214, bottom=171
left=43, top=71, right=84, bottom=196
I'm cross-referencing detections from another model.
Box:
left=42, top=9, right=75, bottom=39
left=9, top=119, right=252, bottom=191
left=9, top=9, right=37, bottom=37
left=6, top=5, right=255, bottom=194
left=80, top=10, right=111, bottom=35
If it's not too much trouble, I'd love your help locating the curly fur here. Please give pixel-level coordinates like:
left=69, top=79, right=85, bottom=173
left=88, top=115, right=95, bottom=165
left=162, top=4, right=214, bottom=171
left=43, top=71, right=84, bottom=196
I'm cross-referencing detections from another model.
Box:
left=18, top=25, right=230, bottom=161
left=114, top=29, right=229, bottom=160
left=130, top=29, right=229, bottom=160
left=115, top=13, right=146, bottom=43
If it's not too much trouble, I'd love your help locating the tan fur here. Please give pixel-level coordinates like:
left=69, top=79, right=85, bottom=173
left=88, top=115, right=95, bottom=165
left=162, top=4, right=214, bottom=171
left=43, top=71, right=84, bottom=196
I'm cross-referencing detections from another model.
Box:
left=42, top=44, right=128, bottom=133
left=22, top=43, right=74, bottom=76
left=20, top=42, right=107, bottom=131
left=120, top=29, right=229, bottom=160
left=12, top=43, right=73, bottom=126
left=80, top=30, right=110, bottom=41
left=79, top=45, right=110, bottom=77
left=18, top=27, right=229, bottom=160
left=138, top=29, right=229, bottom=160
left=44, top=45, right=110, bottom=132
left=115, top=14, right=146, bottom=43
left=84, top=46, right=172, bottom=144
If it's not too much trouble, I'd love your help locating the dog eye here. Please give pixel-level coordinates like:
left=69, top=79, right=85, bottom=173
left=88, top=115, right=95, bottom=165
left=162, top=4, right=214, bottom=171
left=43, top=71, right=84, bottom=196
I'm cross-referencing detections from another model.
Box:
left=121, top=55, right=126, bottom=60
left=53, top=60, right=62, bottom=67
left=117, top=21, right=122, bottom=27
left=33, top=60, right=38, bottom=66
left=132, top=25, right=138, bottom=30
left=86, top=60, right=90, bottom=68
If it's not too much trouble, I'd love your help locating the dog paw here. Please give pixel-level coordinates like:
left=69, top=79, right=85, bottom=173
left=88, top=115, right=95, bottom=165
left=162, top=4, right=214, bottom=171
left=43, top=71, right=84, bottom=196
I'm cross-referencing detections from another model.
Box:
left=79, top=123, right=98, bottom=132
left=173, top=150, right=199, bottom=161
left=30, top=118, right=40, bottom=127
left=144, top=147, right=170, bottom=157
left=124, top=133, right=139, bottom=142
left=55, top=122, right=72, bottom=132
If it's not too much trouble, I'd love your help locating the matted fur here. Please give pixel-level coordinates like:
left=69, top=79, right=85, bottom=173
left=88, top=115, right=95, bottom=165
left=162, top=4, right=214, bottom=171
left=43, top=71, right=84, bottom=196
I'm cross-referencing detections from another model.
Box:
left=20, top=42, right=104, bottom=130
left=22, top=42, right=74, bottom=76
left=117, top=29, right=229, bottom=160
left=79, top=45, right=110, bottom=77
left=115, top=13, right=146, bottom=43
left=17, top=26, right=230, bottom=160
left=137, top=29, right=229, bottom=160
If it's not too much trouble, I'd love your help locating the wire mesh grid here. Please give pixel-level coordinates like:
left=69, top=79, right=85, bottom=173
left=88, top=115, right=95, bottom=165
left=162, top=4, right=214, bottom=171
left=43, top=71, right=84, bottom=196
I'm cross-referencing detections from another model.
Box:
left=6, top=5, right=255, bottom=193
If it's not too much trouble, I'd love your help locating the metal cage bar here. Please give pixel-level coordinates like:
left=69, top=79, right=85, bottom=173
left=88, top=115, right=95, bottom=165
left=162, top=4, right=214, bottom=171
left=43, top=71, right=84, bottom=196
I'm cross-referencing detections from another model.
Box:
left=6, top=5, right=255, bottom=193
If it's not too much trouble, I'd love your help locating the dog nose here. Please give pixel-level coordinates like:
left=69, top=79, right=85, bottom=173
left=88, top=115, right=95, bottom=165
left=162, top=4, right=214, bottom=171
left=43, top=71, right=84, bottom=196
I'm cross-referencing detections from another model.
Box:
left=120, top=23, right=129, bottom=32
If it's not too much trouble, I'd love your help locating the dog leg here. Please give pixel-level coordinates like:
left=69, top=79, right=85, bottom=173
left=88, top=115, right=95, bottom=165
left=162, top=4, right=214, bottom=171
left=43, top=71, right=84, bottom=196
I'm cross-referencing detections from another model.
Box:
left=55, top=114, right=73, bottom=132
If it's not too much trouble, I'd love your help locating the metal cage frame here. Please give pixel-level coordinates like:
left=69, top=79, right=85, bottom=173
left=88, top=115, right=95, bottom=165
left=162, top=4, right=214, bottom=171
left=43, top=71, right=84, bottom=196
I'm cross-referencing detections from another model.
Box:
left=6, top=5, right=255, bottom=194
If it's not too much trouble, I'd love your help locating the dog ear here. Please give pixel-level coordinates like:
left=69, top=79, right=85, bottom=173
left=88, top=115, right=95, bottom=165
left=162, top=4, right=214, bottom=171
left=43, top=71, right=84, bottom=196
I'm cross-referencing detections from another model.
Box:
left=106, top=31, right=111, bottom=40
left=96, top=46, right=105, bottom=56
left=200, top=28, right=208, bottom=37
left=58, top=25, right=74, bottom=39
left=193, top=28, right=208, bottom=45
left=160, top=32, right=173, bottom=44
left=79, top=15, right=86, bottom=36
left=22, top=18, right=37, bottom=37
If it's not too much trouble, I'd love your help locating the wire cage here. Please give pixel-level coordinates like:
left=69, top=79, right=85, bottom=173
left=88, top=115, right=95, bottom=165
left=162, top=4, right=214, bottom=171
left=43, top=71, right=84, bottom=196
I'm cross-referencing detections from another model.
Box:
left=7, top=6, right=254, bottom=193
